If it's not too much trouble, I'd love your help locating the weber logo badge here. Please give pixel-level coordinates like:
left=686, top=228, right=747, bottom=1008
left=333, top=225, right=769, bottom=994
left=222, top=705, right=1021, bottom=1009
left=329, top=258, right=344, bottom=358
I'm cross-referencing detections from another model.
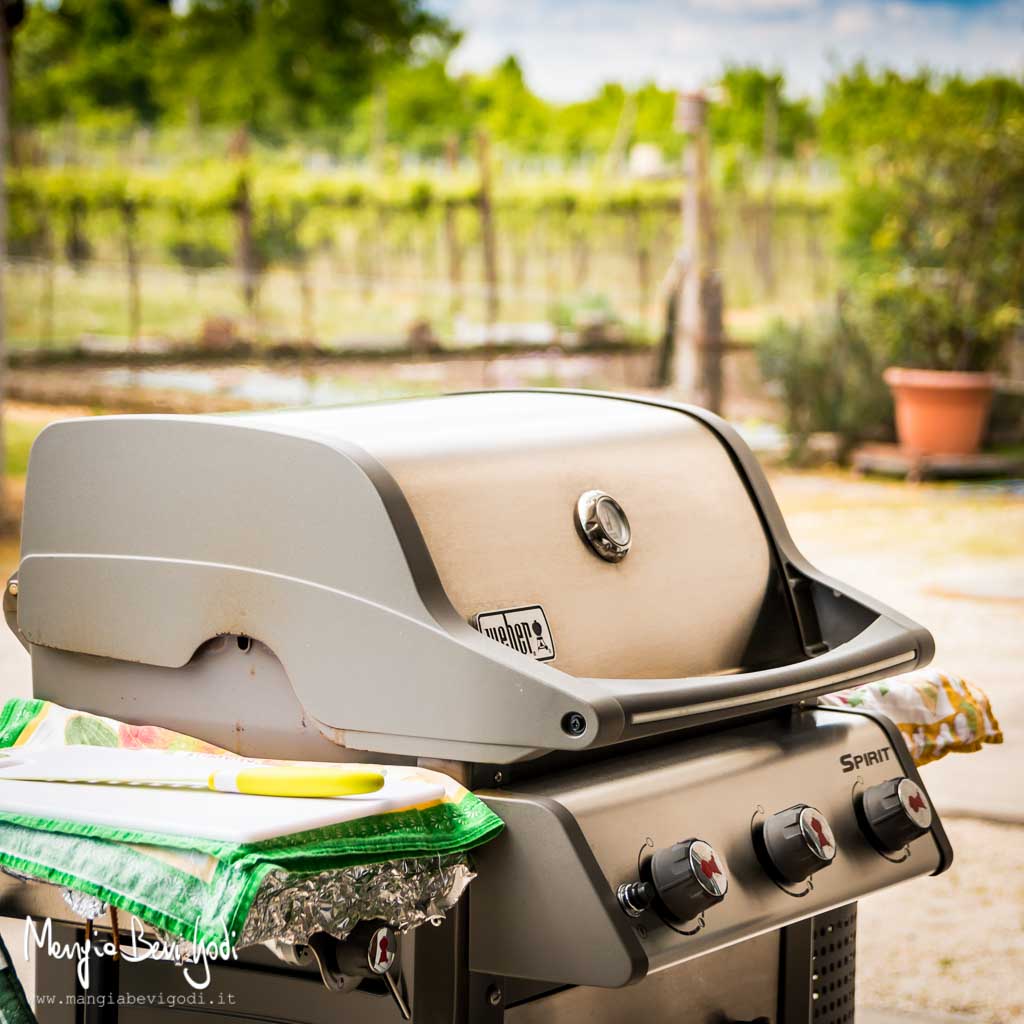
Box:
left=475, top=605, right=556, bottom=663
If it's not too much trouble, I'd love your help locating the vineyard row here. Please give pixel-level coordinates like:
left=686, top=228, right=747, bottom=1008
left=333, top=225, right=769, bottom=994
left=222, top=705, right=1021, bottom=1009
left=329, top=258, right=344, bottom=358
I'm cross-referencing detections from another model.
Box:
left=4, top=166, right=838, bottom=349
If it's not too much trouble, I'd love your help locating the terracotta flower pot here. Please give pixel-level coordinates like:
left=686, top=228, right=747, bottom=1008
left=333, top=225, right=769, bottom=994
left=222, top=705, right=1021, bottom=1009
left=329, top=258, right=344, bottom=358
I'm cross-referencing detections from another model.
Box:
left=883, top=367, right=996, bottom=456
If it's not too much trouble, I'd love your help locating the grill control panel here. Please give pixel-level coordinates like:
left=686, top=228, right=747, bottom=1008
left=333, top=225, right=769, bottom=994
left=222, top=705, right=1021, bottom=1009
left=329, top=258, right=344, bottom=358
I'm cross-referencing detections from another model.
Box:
left=471, top=708, right=951, bottom=988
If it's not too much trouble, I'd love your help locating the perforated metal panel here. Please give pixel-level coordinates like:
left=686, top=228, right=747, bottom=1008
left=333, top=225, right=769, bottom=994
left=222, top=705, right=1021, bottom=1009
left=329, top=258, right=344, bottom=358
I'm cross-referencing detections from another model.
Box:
left=812, top=904, right=857, bottom=1024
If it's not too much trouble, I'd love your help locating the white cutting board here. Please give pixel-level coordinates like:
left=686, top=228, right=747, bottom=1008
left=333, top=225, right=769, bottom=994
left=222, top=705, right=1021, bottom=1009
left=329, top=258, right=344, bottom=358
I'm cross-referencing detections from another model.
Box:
left=0, top=774, right=446, bottom=844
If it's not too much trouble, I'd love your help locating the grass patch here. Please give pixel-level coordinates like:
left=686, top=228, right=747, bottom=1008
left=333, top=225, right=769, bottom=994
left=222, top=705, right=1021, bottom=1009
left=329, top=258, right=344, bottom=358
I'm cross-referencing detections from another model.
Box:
left=3, top=417, right=46, bottom=478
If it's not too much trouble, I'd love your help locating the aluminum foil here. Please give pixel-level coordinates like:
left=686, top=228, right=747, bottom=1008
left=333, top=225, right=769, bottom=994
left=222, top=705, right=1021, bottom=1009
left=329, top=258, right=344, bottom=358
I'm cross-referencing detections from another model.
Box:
left=61, top=888, right=109, bottom=921
left=237, top=853, right=475, bottom=948
left=1, top=869, right=110, bottom=921
left=0, top=865, right=39, bottom=885
left=3, top=857, right=473, bottom=953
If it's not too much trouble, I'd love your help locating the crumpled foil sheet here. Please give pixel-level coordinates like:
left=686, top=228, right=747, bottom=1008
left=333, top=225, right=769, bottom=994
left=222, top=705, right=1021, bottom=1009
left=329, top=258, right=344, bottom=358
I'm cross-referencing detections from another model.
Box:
left=61, top=888, right=109, bottom=921
left=237, top=853, right=475, bottom=948
left=0, top=865, right=38, bottom=884
left=3, top=856, right=473, bottom=953
left=0, top=868, right=110, bottom=920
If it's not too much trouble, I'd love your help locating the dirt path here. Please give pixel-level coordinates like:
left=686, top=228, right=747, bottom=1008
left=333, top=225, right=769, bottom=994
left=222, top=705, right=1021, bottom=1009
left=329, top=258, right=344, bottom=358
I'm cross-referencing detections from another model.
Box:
left=771, top=470, right=1024, bottom=820
left=857, top=819, right=1024, bottom=1023
left=770, top=470, right=1024, bottom=1023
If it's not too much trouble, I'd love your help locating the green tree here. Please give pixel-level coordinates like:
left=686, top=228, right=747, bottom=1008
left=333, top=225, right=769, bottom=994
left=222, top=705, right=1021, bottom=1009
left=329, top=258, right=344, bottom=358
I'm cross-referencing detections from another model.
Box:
left=13, top=0, right=453, bottom=137
left=632, top=83, right=681, bottom=160
left=157, top=0, right=453, bottom=137
left=0, top=0, right=25, bottom=529
left=828, top=69, right=1024, bottom=371
left=553, top=83, right=628, bottom=162
left=710, top=66, right=816, bottom=160
left=13, top=0, right=172, bottom=126
left=468, top=56, right=554, bottom=157
left=351, top=42, right=471, bottom=160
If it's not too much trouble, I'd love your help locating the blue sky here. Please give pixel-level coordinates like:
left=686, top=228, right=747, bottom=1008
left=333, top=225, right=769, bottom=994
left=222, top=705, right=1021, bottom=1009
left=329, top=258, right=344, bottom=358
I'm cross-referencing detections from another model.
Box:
left=431, top=0, right=1024, bottom=99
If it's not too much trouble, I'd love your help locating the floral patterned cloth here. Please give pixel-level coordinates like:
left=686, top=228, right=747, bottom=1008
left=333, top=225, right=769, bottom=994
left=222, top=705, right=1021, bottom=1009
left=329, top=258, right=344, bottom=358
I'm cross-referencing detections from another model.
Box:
left=821, top=670, right=1003, bottom=767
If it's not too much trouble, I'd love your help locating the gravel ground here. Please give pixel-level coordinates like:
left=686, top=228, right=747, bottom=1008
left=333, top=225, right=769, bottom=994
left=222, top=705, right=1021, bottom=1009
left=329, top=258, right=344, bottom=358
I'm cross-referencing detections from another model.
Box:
left=771, top=469, right=1024, bottom=820
left=770, top=469, right=1024, bottom=1024
left=857, top=819, right=1024, bottom=1023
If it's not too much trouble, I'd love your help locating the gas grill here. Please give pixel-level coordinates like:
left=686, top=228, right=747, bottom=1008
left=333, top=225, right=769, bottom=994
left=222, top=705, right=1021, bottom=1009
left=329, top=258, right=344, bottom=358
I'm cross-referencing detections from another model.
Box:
left=2, top=389, right=951, bottom=1024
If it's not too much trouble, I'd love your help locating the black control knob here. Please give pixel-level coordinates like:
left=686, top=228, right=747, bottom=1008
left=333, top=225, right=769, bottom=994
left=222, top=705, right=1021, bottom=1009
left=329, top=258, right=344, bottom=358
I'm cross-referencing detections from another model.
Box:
left=646, top=838, right=728, bottom=923
left=760, top=804, right=837, bottom=885
left=859, top=777, right=932, bottom=853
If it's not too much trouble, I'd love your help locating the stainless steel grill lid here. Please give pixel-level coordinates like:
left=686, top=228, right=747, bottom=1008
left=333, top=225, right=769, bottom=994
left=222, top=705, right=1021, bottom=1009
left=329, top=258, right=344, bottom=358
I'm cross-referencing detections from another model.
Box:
left=248, top=391, right=777, bottom=680
left=11, top=390, right=933, bottom=763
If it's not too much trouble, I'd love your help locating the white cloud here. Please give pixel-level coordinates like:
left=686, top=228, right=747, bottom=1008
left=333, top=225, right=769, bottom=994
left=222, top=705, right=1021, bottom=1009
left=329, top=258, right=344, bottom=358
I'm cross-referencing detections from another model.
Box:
left=884, top=2, right=915, bottom=23
left=689, top=0, right=820, bottom=12
left=435, top=0, right=1024, bottom=100
left=832, top=4, right=876, bottom=35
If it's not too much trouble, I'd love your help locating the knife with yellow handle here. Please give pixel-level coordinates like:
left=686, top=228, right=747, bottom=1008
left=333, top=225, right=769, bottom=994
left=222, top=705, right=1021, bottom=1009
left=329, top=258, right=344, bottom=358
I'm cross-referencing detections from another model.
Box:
left=209, top=763, right=384, bottom=798
left=0, top=746, right=385, bottom=799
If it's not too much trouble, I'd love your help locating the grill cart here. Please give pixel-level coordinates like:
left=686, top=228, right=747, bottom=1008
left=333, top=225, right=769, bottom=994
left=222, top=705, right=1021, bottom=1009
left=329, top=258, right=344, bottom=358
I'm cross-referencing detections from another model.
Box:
left=0, top=391, right=950, bottom=1024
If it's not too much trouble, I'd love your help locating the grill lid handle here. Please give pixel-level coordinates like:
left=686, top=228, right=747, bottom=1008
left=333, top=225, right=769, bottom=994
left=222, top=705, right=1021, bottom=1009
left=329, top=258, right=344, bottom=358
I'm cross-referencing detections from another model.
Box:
left=600, top=612, right=925, bottom=740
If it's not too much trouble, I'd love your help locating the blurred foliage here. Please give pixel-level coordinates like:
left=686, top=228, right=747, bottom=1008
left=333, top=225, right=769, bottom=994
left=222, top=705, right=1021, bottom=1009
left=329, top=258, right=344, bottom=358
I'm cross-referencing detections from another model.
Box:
left=549, top=292, right=620, bottom=335
left=826, top=66, right=1024, bottom=372
left=4, top=416, right=43, bottom=478
left=712, top=67, right=815, bottom=159
left=10, top=3, right=1024, bottom=199
left=710, top=67, right=817, bottom=191
left=5, top=163, right=832, bottom=295
left=11, top=2, right=820, bottom=172
left=8, top=3, right=1024, bottom=446
left=760, top=67, right=1024, bottom=460
left=13, top=0, right=171, bottom=125
left=13, top=0, right=453, bottom=136
left=758, top=304, right=892, bottom=462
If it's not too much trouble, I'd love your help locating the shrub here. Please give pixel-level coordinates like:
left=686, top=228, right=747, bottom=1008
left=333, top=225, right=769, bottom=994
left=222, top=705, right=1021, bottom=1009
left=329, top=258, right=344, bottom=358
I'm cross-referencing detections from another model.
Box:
left=830, top=70, right=1024, bottom=372
left=758, top=304, right=891, bottom=462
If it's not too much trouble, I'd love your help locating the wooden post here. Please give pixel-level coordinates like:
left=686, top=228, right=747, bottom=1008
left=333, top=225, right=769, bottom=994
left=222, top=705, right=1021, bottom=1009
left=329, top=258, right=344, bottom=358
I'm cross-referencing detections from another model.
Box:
left=0, top=6, right=10, bottom=528
left=65, top=197, right=91, bottom=270
left=122, top=200, right=141, bottom=349
left=230, top=128, right=257, bottom=314
left=757, top=80, right=778, bottom=299
left=293, top=198, right=315, bottom=342
left=476, top=130, right=499, bottom=328
left=631, top=207, right=651, bottom=321
left=444, top=136, right=462, bottom=316
left=672, top=91, right=724, bottom=413
left=573, top=221, right=589, bottom=289
left=544, top=215, right=557, bottom=310
left=370, top=85, right=387, bottom=172
left=41, top=217, right=56, bottom=345
left=605, top=91, right=636, bottom=177
left=236, top=176, right=257, bottom=313
left=298, top=264, right=314, bottom=341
